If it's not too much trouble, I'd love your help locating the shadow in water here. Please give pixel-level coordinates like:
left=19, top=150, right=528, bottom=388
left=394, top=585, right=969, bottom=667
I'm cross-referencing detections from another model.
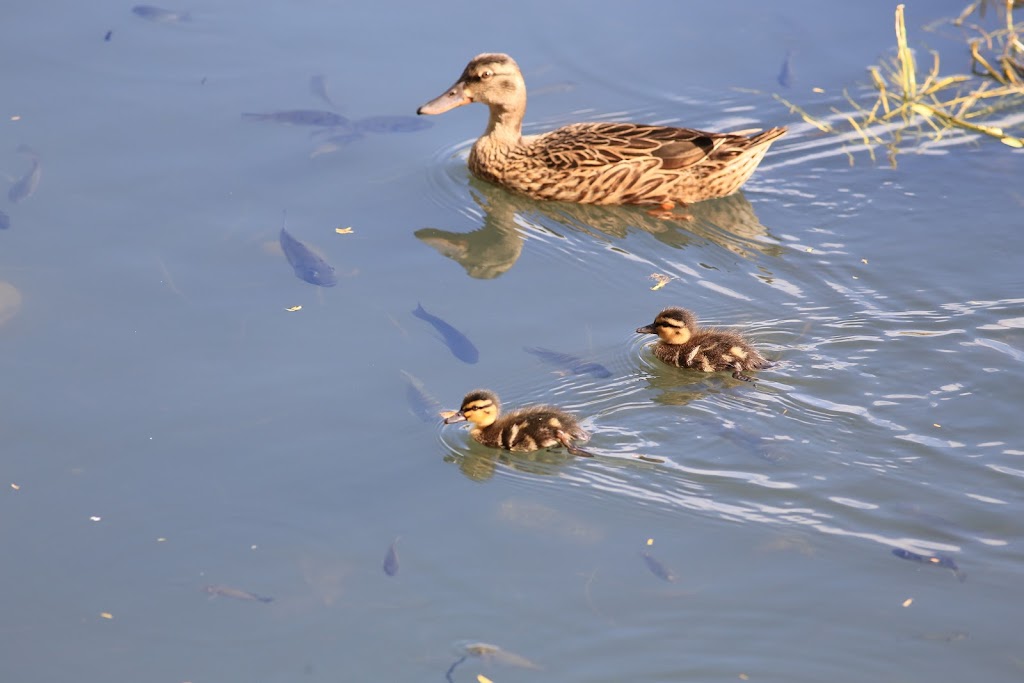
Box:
left=415, top=178, right=783, bottom=279
left=444, top=444, right=574, bottom=482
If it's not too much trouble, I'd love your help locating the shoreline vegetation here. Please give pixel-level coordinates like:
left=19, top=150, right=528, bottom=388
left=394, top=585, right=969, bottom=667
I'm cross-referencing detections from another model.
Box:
left=773, top=1, right=1024, bottom=165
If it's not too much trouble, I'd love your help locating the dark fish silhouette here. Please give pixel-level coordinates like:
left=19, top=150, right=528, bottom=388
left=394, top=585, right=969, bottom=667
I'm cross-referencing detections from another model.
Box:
left=8, top=145, right=41, bottom=203
left=243, top=110, right=350, bottom=127
left=354, top=115, right=433, bottom=134
left=203, top=584, right=274, bottom=603
left=640, top=551, right=675, bottom=582
left=412, top=303, right=479, bottom=363
left=777, top=49, right=795, bottom=88
left=279, top=228, right=337, bottom=287
left=132, top=5, right=191, bottom=22
left=0, top=209, right=9, bottom=230
left=400, top=370, right=442, bottom=422
left=523, top=346, right=611, bottom=378
left=382, top=538, right=400, bottom=576
left=891, top=548, right=966, bottom=582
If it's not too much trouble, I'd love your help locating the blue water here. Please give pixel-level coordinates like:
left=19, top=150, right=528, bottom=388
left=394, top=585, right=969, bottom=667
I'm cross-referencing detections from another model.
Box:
left=3, top=1, right=1024, bottom=681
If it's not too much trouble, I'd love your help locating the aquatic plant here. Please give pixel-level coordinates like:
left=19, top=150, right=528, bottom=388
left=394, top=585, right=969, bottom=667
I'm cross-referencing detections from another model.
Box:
left=774, top=2, right=1024, bottom=165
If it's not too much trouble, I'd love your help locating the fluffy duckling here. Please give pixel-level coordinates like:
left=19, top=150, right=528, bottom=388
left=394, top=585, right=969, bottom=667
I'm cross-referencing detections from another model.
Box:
left=443, top=390, right=593, bottom=456
left=636, top=307, right=770, bottom=381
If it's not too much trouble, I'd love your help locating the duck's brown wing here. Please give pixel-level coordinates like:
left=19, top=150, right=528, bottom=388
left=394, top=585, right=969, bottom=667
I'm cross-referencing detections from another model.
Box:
left=528, top=122, right=720, bottom=171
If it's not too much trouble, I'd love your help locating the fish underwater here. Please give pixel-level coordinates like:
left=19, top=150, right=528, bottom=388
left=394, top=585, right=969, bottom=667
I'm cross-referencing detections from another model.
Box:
left=279, top=227, right=337, bottom=287
left=309, top=74, right=338, bottom=110
left=640, top=551, right=676, bottom=582
left=400, top=370, right=443, bottom=422
left=8, top=145, right=41, bottom=203
left=131, top=5, right=191, bottom=22
left=891, top=548, right=966, bottom=582
left=202, top=584, right=274, bottom=603
left=523, top=346, right=611, bottom=379
left=243, top=110, right=351, bottom=127
left=412, top=303, right=479, bottom=364
left=777, top=49, right=796, bottom=88
left=353, top=115, right=433, bottom=134
left=382, top=538, right=400, bottom=576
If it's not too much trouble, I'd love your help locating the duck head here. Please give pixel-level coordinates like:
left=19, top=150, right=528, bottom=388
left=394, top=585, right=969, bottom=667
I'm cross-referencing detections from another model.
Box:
left=444, top=389, right=500, bottom=428
left=417, top=53, right=527, bottom=116
left=636, top=307, right=697, bottom=345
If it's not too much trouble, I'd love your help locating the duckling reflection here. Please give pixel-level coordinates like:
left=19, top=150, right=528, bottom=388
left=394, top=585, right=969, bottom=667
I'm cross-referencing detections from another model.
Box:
left=416, top=177, right=780, bottom=279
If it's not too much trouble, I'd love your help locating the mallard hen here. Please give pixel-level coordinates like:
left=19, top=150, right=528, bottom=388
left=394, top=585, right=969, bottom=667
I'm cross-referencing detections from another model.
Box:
left=417, top=53, right=785, bottom=205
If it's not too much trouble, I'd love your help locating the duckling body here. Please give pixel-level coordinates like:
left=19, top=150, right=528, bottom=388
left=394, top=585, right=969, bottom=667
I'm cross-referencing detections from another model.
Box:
left=417, top=53, right=785, bottom=205
left=443, top=390, right=592, bottom=456
left=636, top=307, right=769, bottom=381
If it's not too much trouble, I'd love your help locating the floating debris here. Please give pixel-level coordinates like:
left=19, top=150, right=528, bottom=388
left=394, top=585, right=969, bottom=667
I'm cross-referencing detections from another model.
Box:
left=285, top=305, right=302, bottom=312
left=640, top=551, right=676, bottom=582
left=334, top=227, right=354, bottom=234
left=523, top=346, right=611, bottom=379
left=104, top=30, right=112, bottom=42
left=400, top=370, right=443, bottom=423
left=649, top=273, right=672, bottom=290
left=412, top=303, right=479, bottom=364
left=773, top=4, right=1024, bottom=165
left=203, top=584, right=274, bottom=603
left=131, top=5, right=191, bottom=23
left=382, top=537, right=400, bottom=576
left=891, top=548, right=967, bottom=582
left=8, top=144, right=41, bottom=203
left=242, top=110, right=351, bottom=127
left=279, top=227, right=337, bottom=287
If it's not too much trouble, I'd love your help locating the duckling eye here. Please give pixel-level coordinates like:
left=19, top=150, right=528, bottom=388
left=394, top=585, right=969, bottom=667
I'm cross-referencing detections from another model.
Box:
left=480, top=70, right=493, bottom=80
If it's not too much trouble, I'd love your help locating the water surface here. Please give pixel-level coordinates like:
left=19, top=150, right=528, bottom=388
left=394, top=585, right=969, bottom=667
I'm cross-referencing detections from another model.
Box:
left=2, top=1, right=1023, bottom=682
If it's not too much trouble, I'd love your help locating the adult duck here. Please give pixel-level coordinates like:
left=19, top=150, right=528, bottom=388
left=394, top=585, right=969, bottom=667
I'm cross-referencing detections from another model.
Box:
left=417, top=53, right=785, bottom=205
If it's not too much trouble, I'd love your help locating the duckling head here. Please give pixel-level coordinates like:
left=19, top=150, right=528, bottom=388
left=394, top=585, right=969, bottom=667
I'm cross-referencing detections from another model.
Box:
left=636, top=307, right=697, bottom=345
left=417, top=53, right=526, bottom=117
left=443, top=389, right=500, bottom=428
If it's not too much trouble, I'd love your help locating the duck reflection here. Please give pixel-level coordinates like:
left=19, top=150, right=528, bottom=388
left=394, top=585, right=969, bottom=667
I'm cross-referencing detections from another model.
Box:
left=416, top=177, right=781, bottom=279
left=444, top=445, right=575, bottom=482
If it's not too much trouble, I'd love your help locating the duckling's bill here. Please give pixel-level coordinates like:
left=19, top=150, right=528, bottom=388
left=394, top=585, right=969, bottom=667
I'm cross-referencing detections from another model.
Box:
left=443, top=411, right=468, bottom=424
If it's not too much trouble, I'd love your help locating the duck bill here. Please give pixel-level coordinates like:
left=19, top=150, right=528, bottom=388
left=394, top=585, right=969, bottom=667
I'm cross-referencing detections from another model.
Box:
left=443, top=411, right=468, bottom=424
left=417, top=83, right=472, bottom=115
left=636, top=324, right=656, bottom=334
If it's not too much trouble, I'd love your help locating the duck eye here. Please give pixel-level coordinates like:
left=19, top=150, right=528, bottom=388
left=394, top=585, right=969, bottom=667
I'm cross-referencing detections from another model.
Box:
left=481, top=70, right=493, bottom=79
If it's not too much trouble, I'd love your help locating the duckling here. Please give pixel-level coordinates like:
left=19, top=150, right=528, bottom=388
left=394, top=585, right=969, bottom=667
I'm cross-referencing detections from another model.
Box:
left=417, top=53, right=785, bottom=205
left=636, top=307, right=770, bottom=381
left=443, top=390, right=593, bottom=456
